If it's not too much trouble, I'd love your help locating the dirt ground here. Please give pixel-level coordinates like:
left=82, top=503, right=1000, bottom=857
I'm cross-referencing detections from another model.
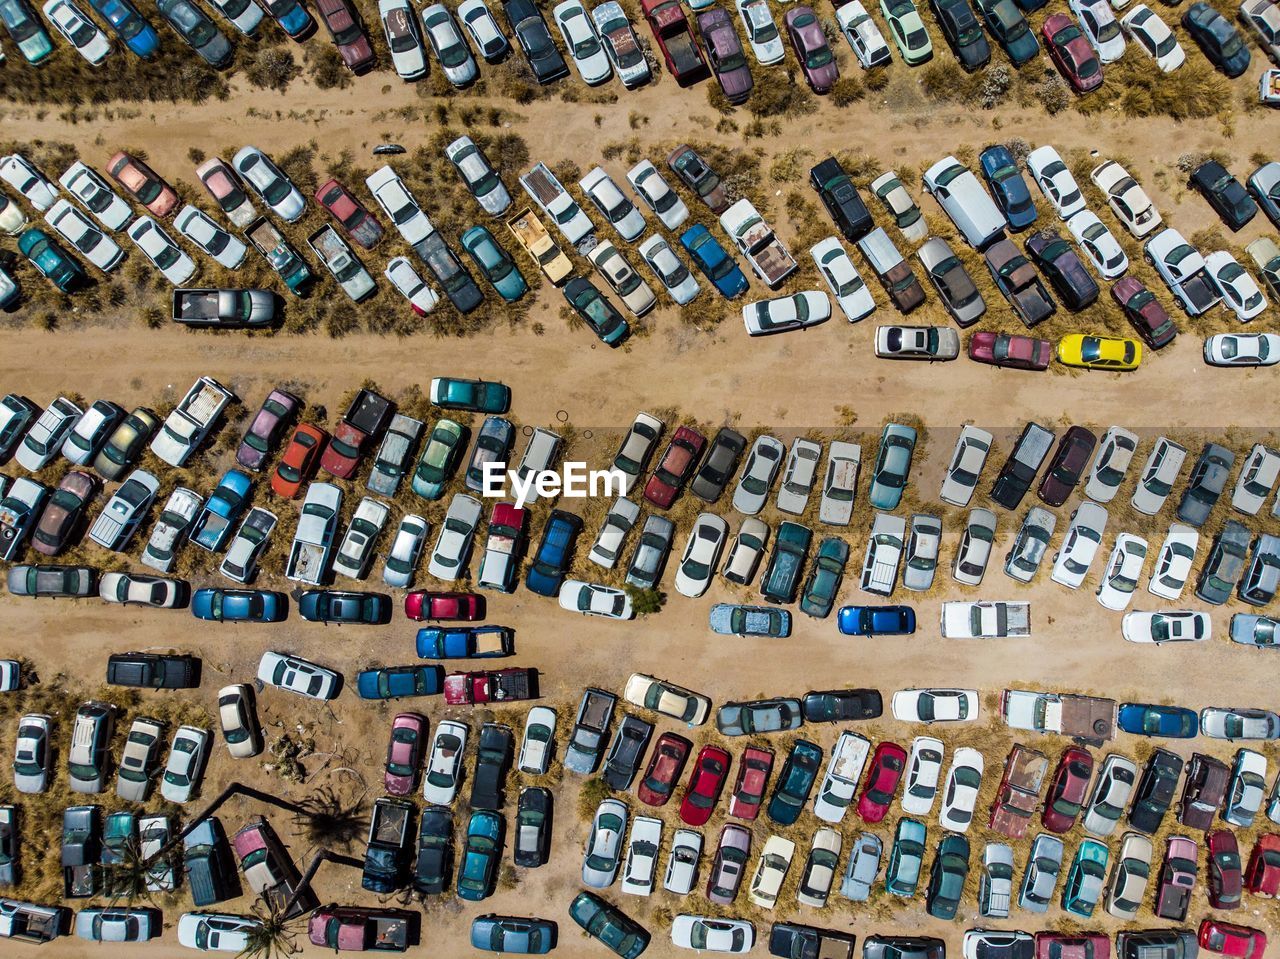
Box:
left=3, top=23, right=1280, bottom=959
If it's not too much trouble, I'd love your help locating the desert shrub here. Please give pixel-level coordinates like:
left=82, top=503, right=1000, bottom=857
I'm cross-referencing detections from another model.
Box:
left=746, top=75, right=816, bottom=118
left=830, top=75, right=864, bottom=107
left=307, top=47, right=350, bottom=90
left=246, top=47, right=301, bottom=92
left=706, top=84, right=735, bottom=115
left=864, top=67, right=890, bottom=92
left=1034, top=72, right=1071, bottom=115
left=979, top=64, right=1013, bottom=108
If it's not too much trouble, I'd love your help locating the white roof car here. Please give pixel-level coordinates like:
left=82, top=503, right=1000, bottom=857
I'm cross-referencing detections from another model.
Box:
left=16, top=396, right=81, bottom=472
left=620, top=815, right=662, bottom=896
left=838, top=0, right=891, bottom=68
left=744, top=291, right=832, bottom=336
left=518, top=706, right=557, bottom=775
left=115, top=716, right=164, bottom=802
left=922, top=155, right=1007, bottom=249
left=1122, top=609, right=1210, bottom=644
left=1106, top=832, right=1153, bottom=921
left=554, top=0, right=611, bottom=84
left=903, top=513, right=942, bottom=591
left=1233, top=444, right=1280, bottom=515
left=819, top=441, right=860, bottom=526
left=98, top=571, right=185, bottom=607
left=0, top=192, right=27, bottom=235
left=1205, top=250, right=1267, bottom=321
left=952, top=508, right=997, bottom=586
left=892, top=689, right=979, bottom=724
left=207, top=0, right=264, bottom=34
left=141, top=487, right=202, bottom=573
left=232, top=146, right=305, bottom=222
left=612, top=411, right=663, bottom=493
left=589, top=240, right=656, bottom=315
left=1067, top=210, right=1128, bottom=278
left=1070, top=0, right=1125, bottom=61
left=1096, top=533, right=1148, bottom=610
left=423, top=720, right=468, bottom=804
left=589, top=497, right=641, bottom=569
left=627, top=160, right=689, bottom=230
left=871, top=170, right=928, bottom=243
left=674, top=512, right=729, bottom=598
left=583, top=798, right=628, bottom=888
left=796, top=827, right=841, bottom=908
left=748, top=835, right=794, bottom=908
left=217, top=684, right=260, bottom=759
left=1026, top=146, right=1086, bottom=219
left=257, top=651, right=339, bottom=700
left=458, top=0, right=509, bottom=61
left=1148, top=523, right=1198, bottom=600
left=174, top=204, right=247, bottom=269
left=722, top=517, right=769, bottom=586
left=127, top=215, right=196, bottom=285
left=0, top=154, right=58, bottom=211
left=382, top=513, right=428, bottom=588
left=733, top=435, right=784, bottom=515
left=1131, top=436, right=1185, bottom=515
left=638, top=234, right=699, bottom=304
left=1085, top=426, right=1138, bottom=503
left=177, top=913, right=261, bottom=953
left=45, top=199, right=123, bottom=272
left=12, top=713, right=52, bottom=793
left=777, top=438, right=822, bottom=515
left=421, top=3, right=478, bottom=86
left=810, top=236, right=875, bottom=321
left=874, top=324, right=961, bottom=360
left=559, top=579, right=634, bottom=619
left=43, top=0, right=112, bottom=63
left=333, top=496, right=391, bottom=580
left=581, top=167, right=646, bottom=242
left=664, top=829, right=702, bottom=895
left=1226, top=750, right=1268, bottom=826
left=1051, top=501, right=1109, bottom=589
left=813, top=731, right=870, bottom=823
left=671, top=916, right=754, bottom=954
left=385, top=256, right=440, bottom=315
left=443, top=137, right=511, bottom=217
left=219, top=508, right=277, bottom=584
left=62, top=399, right=119, bottom=464
left=901, top=735, right=944, bottom=814
left=513, top=428, right=562, bottom=504
left=1090, top=159, right=1161, bottom=238
left=160, top=724, right=209, bottom=803
left=592, top=1, right=649, bottom=87
left=1121, top=4, right=1184, bottom=70
left=366, top=165, right=434, bottom=245
left=1083, top=754, right=1138, bottom=837
left=938, top=746, right=984, bottom=833
left=59, top=161, right=131, bottom=230
left=623, top=673, right=711, bottom=725
left=427, top=493, right=483, bottom=580
left=1205, top=332, right=1280, bottom=367
left=379, top=0, right=427, bottom=78
left=940, top=425, right=993, bottom=507
left=737, top=0, right=784, bottom=64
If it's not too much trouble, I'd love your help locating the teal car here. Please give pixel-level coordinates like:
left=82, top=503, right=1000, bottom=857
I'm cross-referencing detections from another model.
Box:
left=1062, top=838, right=1108, bottom=917
left=0, top=0, right=54, bottom=63
left=18, top=228, right=86, bottom=292
left=886, top=817, right=926, bottom=897
left=461, top=226, right=527, bottom=302
left=880, top=0, right=933, bottom=64
left=925, top=833, right=969, bottom=920
left=799, top=536, right=849, bottom=619
left=430, top=376, right=511, bottom=414
left=869, top=423, right=918, bottom=510
left=568, top=891, right=650, bottom=959
left=411, top=418, right=467, bottom=500
left=563, top=277, right=630, bottom=346
left=457, top=809, right=503, bottom=902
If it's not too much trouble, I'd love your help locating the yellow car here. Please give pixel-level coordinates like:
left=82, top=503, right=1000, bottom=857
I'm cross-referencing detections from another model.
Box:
left=1057, top=334, right=1142, bottom=371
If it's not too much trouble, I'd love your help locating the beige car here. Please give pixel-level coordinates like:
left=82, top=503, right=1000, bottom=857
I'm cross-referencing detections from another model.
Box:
left=749, top=835, right=795, bottom=908
left=796, top=828, right=841, bottom=907
left=115, top=716, right=165, bottom=802
left=1104, top=830, right=1153, bottom=920
left=588, top=241, right=656, bottom=317
left=623, top=673, right=711, bottom=726
left=218, top=684, right=263, bottom=759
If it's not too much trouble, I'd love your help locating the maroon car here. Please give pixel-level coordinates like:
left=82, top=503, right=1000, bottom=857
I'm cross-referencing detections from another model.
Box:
left=1199, top=920, right=1266, bottom=959
left=236, top=389, right=300, bottom=473
left=1112, top=276, right=1176, bottom=349
left=641, top=0, right=709, bottom=86
left=967, top=331, right=1052, bottom=370
left=643, top=425, right=705, bottom=508
left=679, top=744, right=730, bottom=826
left=857, top=741, right=906, bottom=823
left=637, top=732, right=691, bottom=807
left=1042, top=746, right=1093, bottom=833
left=1208, top=829, right=1243, bottom=910
left=1156, top=835, right=1199, bottom=921
left=1037, top=425, right=1096, bottom=507
left=404, top=591, right=483, bottom=621
left=785, top=6, right=838, bottom=93
left=1180, top=752, right=1229, bottom=830
left=1034, top=933, right=1110, bottom=959
left=698, top=8, right=752, bottom=104
left=384, top=712, right=426, bottom=796
left=1245, top=833, right=1280, bottom=896
left=314, top=0, right=376, bottom=73
left=32, top=470, right=98, bottom=556
left=727, top=746, right=773, bottom=820
left=316, top=178, right=384, bottom=250
left=1042, top=12, right=1102, bottom=93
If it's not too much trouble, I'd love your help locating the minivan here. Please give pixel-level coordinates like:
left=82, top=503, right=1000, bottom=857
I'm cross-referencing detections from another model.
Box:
left=183, top=816, right=240, bottom=907
left=924, top=155, right=1008, bottom=249
left=990, top=422, right=1055, bottom=510
left=68, top=701, right=117, bottom=794
left=857, top=228, right=926, bottom=312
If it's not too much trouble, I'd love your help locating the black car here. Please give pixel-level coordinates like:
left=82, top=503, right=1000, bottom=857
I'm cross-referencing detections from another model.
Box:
left=1195, top=520, right=1250, bottom=605
left=562, top=277, right=629, bottom=347
left=801, top=688, right=883, bottom=723
left=413, top=806, right=453, bottom=895
left=470, top=723, right=513, bottom=812
left=106, top=652, right=200, bottom=689
left=1128, top=748, right=1182, bottom=834
left=414, top=231, right=483, bottom=313
left=862, top=936, right=947, bottom=959
left=1025, top=229, right=1098, bottom=310
left=502, top=0, right=569, bottom=83
left=972, top=0, right=1038, bottom=66
left=930, top=0, right=991, bottom=70
left=925, top=833, right=970, bottom=920
left=0, top=394, right=38, bottom=462
left=513, top=786, right=552, bottom=868
left=602, top=714, right=653, bottom=791
left=1182, top=2, right=1251, bottom=77
left=1190, top=160, right=1258, bottom=232
left=1177, top=443, right=1235, bottom=528
left=810, top=158, right=873, bottom=241
left=965, top=931, right=1036, bottom=959
left=1116, top=931, right=1200, bottom=959
left=690, top=428, right=746, bottom=503
left=769, top=923, right=858, bottom=959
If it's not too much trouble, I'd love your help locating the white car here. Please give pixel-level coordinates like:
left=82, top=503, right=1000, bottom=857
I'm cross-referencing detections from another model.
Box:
left=16, top=396, right=81, bottom=471
left=620, top=816, right=662, bottom=896
left=1120, top=4, right=1184, bottom=72
left=904, top=513, right=942, bottom=590
left=115, top=716, right=164, bottom=801
left=1051, top=501, right=1109, bottom=588
left=232, top=146, right=305, bottom=222
left=581, top=167, right=646, bottom=242
left=333, top=496, right=391, bottom=580
left=366, top=165, right=434, bottom=244
left=811, top=236, right=875, bottom=321
left=12, top=713, right=52, bottom=793
left=638, top=235, right=699, bottom=304
left=1234, top=444, right=1280, bottom=515
left=1131, top=437, right=1185, bottom=515
left=588, top=241, right=656, bottom=315
left=1089, top=159, right=1161, bottom=238
left=142, top=487, right=202, bottom=573
left=732, top=435, right=785, bottom=515
left=892, top=689, right=979, bottom=724
left=940, top=425, right=993, bottom=507
left=874, top=324, right=960, bottom=359
left=59, top=162, right=131, bottom=230
left=207, top=0, right=263, bottom=34
left=748, top=835, right=794, bottom=908
left=592, top=1, right=648, bottom=86
left=1096, top=533, right=1148, bottom=610
left=627, top=160, right=689, bottom=230
left=901, top=736, right=944, bottom=814
left=427, top=493, right=482, bottom=580
left=174, top=205, right=247, bottom=269
left=379, top=0, right=427, bottom=78
left=777, top=438, right=821, bottom=515
left=1148, top=524, right=1198, bottom=600
left=1122, top=609, right=1210, bottom=644
left=1070, top=0, right=1125, bottom=61
left=612, top=412, right=663, bottom=493
left=458, top=0, right=509, bottom=61
left=664, top=830, right=702, bottom=895
left=590, top=497, right=641, bottom=569
left=159, top=725, right=210, bottom=803
left=722, top=517, right=769, bottom=586
left=218, top=508, right=277, bottom=584
left=382, top=513, right=428, bottom=588
left=256, top=651, right=340, bottom=700
left=518, top=706, right=557, bottom=775
left=1148, top=229, right=1222, bottom=315
left=0, top=193, right=27, bottom=236
left=423, top=720, right=468, bottom=803
left=421, top=3, right=478, bottom=86
left=0, top=154, right=58, bottom=212
left=737, top=0, right=784, bottom=64
left=1205, top=332, right=1280, bottom=366
left=674, top=513, right=729, bottom=598
left=385, top=256, right=440, bottom=314
left=952, top=508, right=997, bottom=587
left=1067, top=211, right=1128, bottom=278
left=127, top=216, right=196, bottom=285
left=938, top=746, right=984, bottom=833
left=671, top=916, right=754, bottom=954
left=45, top=199, right=123, bottom=272
left=744, top=291, right=831, bottom=335
left=819, top=441, right=861, bottom=526
left=813, top=731, right=870, bottom=823
left=584, top=798, right=627, bottom=887
left=1026, top=146, right=1086, bottom=219
left=443, top=137, right=511, bottom=217
left=1205, top=251, right=1267, bottom=321
left=871, top=171, right=928, bottom=243
left=43, top=0, right=112, bottom=63
left=1084, top=426, right=1138, bottom=503
left=837, top=0, right=891, bottom=67
left=796, top=828, right=841, bottom=907
left=559, top=580, right=634, bottom=619
left=177, top=914, right=261, bottom=953
left=554, top=0, right=611, bottom=84
left=99, top=572, right=185, bottom=607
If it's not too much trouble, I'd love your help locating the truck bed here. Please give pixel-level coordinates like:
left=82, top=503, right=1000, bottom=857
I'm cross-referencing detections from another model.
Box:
left=172, top=290, right=224, bottom=319
left=345, top=390, right=394, bottom=435
left=371, top=804, right=410, bottom=845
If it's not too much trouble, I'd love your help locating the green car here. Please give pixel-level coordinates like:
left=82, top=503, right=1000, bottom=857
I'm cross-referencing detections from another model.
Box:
left=461, top=226, right=527, bottom=303
left=886, top=816, right=927, bottom=897
left=93, top=407, right=160, bottom=481
left=1062, top=838, right=1108, bottom=917
left=799, top=536, right=849, bottom=619
left=411, top=418, right=466, bottom=500
left=0, top=0, right=54, bottom=64
left=563, top=277, right=629, bottom=346
left=880, top=0, right=933, bottom=64
left=429, top=376, right=511, bottom=414
left=973, top=0, right=1039, bottom=66
left=18, top=228, right=86, bottom=292
left=761, top=521, right=812, bottom=604
left=925, top=833, right=969, bottom=920
left=568, top=891, right=650, bottom=959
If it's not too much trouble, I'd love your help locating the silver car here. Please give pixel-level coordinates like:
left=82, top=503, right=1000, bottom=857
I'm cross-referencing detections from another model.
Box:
left=12, top=713, right=52, bottom=794
left=952, top=508, right=997, bottom=587
left=422, top=4, right=478, bottom=86
left=444, top=135, right=510, bottom=215
left=902, top=513, right=941, bottom=592
left=978, top=842, right=1014, bottom=918
left=1018, top=833, right=1063, bottom=913
left=1130, top=436, right=1186, bottom=515
left=1201, top=707, right=1280, bottom=741
left=1105, top=831, right=1153, bottom=920
left=583, top=797, right=628, bottom=888
left=1082, top=754, right=1137, bottom=837
left=732, top=435, right=785, bottom=515
left=840, top=832, right=881, bottom=901
left=777, top=438, right=822, bottom=515
left=1005, top=507, right=1056, bottom=583
left=160, top=725, right=210, bottom=804
left=940, top=426, right=993, bottom=507
left=1085, top=426, right=1139, bottom=504
left=664, top=829, right=702, bottom=895
left=115, top=716, right=165, bottom=802
left=141, top=487, right=202, bottom=573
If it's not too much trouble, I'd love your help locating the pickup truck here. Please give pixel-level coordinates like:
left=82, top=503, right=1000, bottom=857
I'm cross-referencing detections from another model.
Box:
left=719, top=199, right=797, bottom=287
left=442, top=667, right=536, bottom=706
left=761, top=521, right=812, bottom=604
left=641, top=0, right=708, bottom=85
left=171, top=288, right=276, bottom=328
left=0, top=899, right=71, bottom=944
left=940, top=600, right=1031, bottom=638
left=150, top=376, right=234, bottom=468
left=415, top=626, right=513, bottom=658
left=1001, top=690, right=1117, bottom=744
left=61, top=805, right=99, bottom=899
left=988, top=743, right=1049, bottom=839
left=505, top=207, right=572, bottom=284
left=477, top=503, right=527, bottom=592
left=321, top=388, right=394, bottom=480
left=470, top=722, right=513, bottom=811
left=307, top=225, right=376, bottom=302
left=286, top=482, right=343, bottom=585
left=0, top=478, right=47, bottom=561
left=362, top=797, right=414, bottom=894
left=308, top=906, right=418, bottom=953
left=245, top=217, right=311, bottom=296
left=367, top=414, right=422, bottom=497
left=565, top=687, right=617, bottom=774
left=190, top=470, right=253, bottom=553
left=518, top=163, right=593, bottom=246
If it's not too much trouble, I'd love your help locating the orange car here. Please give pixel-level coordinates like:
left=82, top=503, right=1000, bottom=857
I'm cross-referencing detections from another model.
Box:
left=107, top=152, right=178, bottom=217
left=271, top=423, right=329, bottom=499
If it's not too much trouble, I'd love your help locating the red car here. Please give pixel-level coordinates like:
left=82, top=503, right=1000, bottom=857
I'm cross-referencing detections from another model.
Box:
left=32, top=470, right=97, bottom=556
left=637, top=732, right=691, bottom=806
left=314, top=0, right=376, bottom=73
left=967, top=331, right=1052, bottom=371
left=236, top=388, right=300, bottom=473
left=315, top=178, right=384, bottom=250
left=857, top=741, right=906, bottom=823
left=1156, top=835, right=1199, bottom=921
left=643, top=425, right=705, bottom=508
left=679, top=745, right=730, bottom=826
left=107, top=151, right=178, bottom=217
left=1245, top=833, right=1280, bottom=896
left=404, top=591, right=484, bottom=621
left=1112, top=276, right=1176, bottom=350
left=384, top=712, right=426, bottom=796
left=1042, top=12, right=1102, bottom=93
left=1042, top=746, right=1093, bottom=833
left=641, top=0, right=708, bottom=86
left=1199, top=920, right=1266, bottom=959
left=1208, top=829, right=1243, bottom=910
left=727, top=746, right=773, bottom=820
left=1034, top=933, right=1110, bottom=959
left=271, top=423, right=329, bottom=498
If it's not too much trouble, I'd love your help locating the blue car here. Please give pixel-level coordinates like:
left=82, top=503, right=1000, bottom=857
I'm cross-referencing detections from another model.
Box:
left=261, top=0, right=313, bottom=38
left=980, top=145, right=1037, bottom=231
left=838, top=605, right=917, bottom=636
left=298, top=589, right=391, bottom=624
left=457, top=810, right=503, bottom=902
left=680, top=224, right=748, bottom=299
left=191, top=588, right=286, bottom=622
left=1117, top=702, right=1199, bottom=738
left=18, top=228, right=86, bottom=292
left=470, top=915, right=556, bottom=954
left=415, top=626, right=513, bottom=658
left=88, top=0, right=160, bottom=57
left=461, top=227, right=527, bottom=303
left=356, top=665, right=444, bottom=699
left=525, top=510, right=583, bottom=597
left=766, top=739, right=822, bottom=826
left=190, top=469, right=253, bottom=552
